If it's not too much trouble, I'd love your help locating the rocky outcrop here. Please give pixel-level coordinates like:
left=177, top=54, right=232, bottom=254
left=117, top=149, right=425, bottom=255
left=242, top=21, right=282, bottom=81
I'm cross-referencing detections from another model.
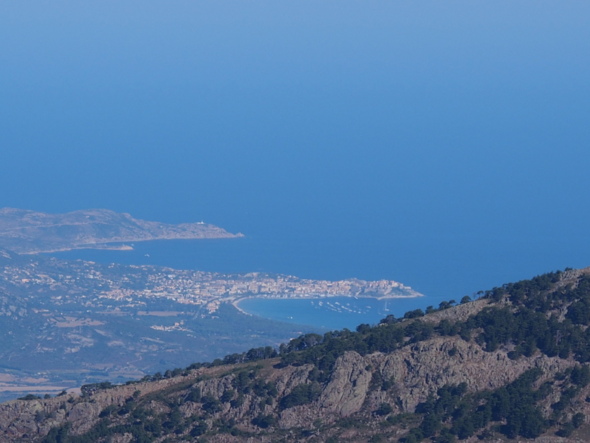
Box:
left=0, top=333, right=586, bottom=442
left=375, top=338, right=572, bottom=411
left=319, top=351, right=373, bottom=416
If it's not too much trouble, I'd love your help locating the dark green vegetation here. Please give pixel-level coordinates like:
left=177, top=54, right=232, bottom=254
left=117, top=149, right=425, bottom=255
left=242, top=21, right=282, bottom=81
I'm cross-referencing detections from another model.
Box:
left=13, top=268, right=590, bottom=442
left=401, top=365, right=589, bottom=442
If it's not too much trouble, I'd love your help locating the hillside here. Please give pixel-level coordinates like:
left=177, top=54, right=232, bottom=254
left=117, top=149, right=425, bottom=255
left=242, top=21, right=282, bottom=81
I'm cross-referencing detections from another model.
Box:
left=3, top=268, right=590, bottom=441
left=0, top=208, right=244, bottom=254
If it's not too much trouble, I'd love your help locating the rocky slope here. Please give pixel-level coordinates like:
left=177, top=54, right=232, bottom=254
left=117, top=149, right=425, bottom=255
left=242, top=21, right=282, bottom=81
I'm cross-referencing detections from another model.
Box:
left=0, top=208, right=243, bottom=253
left=2, top=268, right=590, bottom=442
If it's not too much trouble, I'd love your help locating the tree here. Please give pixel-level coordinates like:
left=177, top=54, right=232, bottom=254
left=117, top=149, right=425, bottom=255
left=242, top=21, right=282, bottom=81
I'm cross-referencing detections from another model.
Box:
left=374, top=403, right=393, bottom=416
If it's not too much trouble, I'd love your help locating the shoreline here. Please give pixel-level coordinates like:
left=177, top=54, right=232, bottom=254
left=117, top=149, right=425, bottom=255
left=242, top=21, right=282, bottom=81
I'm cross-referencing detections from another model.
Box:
left=24, top=244, right=135, bottom=254
left=21, top=235, right=245, bottom=255
left=231, top=293, right=424, bottom=316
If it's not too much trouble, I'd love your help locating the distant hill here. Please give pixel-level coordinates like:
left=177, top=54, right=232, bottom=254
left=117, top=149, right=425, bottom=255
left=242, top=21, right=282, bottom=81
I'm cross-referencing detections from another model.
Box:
left=3, top=268, right=590, bottom=442
left=0, top=208, right=243, bottom=254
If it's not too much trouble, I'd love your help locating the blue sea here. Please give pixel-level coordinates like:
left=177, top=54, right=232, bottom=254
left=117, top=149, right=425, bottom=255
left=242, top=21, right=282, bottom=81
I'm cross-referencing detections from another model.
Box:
left=236, top=296, right=436, bottom=331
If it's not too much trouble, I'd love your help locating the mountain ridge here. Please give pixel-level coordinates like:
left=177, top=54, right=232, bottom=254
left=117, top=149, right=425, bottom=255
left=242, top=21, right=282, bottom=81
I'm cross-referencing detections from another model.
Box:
left=3, top=268, right=590, bottom=441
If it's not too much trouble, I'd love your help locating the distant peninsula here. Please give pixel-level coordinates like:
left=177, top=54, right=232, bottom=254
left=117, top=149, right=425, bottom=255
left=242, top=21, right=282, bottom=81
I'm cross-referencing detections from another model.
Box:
left=0, top=208, right=244, bottom=254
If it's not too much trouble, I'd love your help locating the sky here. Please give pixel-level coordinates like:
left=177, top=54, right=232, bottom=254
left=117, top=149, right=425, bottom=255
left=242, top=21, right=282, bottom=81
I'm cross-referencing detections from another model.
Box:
left=1, top=1, right=590, bottom=298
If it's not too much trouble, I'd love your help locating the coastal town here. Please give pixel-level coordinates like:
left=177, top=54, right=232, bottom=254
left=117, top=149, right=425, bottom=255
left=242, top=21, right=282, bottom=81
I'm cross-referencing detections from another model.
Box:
left=1, top=249, right=421, bottom=316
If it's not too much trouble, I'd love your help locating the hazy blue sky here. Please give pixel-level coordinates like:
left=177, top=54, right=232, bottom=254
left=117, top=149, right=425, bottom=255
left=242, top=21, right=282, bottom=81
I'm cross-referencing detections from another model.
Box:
left=1, top=2, right=589, bottom=297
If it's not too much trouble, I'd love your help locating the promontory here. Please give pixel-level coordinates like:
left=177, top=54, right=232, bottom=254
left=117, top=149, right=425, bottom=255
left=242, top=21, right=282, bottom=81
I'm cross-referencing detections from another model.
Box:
left=0, top=208, right=244, bottom=254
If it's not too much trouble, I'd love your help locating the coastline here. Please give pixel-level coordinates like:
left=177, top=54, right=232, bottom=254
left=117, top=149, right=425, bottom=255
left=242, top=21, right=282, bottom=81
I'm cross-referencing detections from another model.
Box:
left=230, top=293, right=433, bottom=331
left=231, top=293, right=424, bottom=316
left=21, top=234, right=245, bottom=255
left=231, top=297, right=254, bottom=316
left=23, top=243, right=135, bottom=255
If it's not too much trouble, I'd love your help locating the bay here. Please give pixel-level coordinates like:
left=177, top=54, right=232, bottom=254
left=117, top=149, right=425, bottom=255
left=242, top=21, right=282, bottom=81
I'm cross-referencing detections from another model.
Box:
left=236, top=296, right=435, bottom=331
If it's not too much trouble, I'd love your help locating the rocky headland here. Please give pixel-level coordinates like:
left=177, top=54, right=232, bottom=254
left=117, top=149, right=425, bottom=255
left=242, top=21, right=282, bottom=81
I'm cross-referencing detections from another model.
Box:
left=0, top=208, right=244, bottom=254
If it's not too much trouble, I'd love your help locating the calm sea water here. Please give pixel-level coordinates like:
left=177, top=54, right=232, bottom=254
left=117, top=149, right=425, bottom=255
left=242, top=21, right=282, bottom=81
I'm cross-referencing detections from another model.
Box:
left=237, top=296, right=435, bottom=331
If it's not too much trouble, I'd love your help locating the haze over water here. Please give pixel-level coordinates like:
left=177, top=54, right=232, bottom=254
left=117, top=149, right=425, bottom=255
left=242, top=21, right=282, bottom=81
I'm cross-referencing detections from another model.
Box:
left=3, top=2, right=590, bottom=305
